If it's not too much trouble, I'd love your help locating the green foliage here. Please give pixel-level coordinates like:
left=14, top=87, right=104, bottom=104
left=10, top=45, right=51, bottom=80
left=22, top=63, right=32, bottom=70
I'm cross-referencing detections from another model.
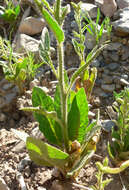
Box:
left=71, top=3, right=110, bottom=101
left=0, top=37, right=42, bottom=94
left=20, top=0, right=109, bottom=178
left=108, top=88, right=129, bottom=164
left=83, top=8, right=112, bottom=45
left=90, top=157, right=112, bottom=190
left=91, top=157, right=129, bottom=190
left=0, top=0, right=20, bottom=22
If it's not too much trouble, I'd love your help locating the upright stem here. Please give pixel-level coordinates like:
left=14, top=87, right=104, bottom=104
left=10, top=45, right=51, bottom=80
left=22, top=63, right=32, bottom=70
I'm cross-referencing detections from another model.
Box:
left=57, top=42, right=69, bottom=153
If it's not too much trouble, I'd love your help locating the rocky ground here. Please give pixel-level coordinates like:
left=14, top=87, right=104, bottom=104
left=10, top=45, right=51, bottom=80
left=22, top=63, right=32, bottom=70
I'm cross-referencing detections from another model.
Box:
left=0, top=0, right=129, bottom=190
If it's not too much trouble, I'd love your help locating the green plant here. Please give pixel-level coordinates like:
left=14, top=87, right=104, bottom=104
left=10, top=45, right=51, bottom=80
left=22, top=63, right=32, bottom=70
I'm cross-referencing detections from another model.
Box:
left=84, top=8, right=112, bottom=45
left=108, top=88, right=129, bottom=165
left=91, top=157, right=129, bottom=190
left=72, top=4, right=111, bottom=101
left=0, top=37, right=43, bottom=94
left=90, top=157, right=112, bottom=190
left=0, top=0, right=20, bottom=22
left=21, top=0, right=107, bottom=178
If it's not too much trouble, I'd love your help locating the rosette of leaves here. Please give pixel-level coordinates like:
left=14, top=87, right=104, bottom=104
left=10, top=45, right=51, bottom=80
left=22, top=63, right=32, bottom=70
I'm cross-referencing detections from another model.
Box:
left=20, top=0, right=108, bottom=178
left=108, top=88, right=129, bottom=165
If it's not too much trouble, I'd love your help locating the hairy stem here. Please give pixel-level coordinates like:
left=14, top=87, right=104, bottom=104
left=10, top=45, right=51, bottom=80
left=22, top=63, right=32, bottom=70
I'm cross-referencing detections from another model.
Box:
left=58, top=42, right=69, bottom=152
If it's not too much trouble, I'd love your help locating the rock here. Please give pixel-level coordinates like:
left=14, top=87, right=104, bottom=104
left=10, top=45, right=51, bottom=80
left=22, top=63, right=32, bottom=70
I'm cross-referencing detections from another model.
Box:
left=15, top=34, right=40, bottom=54
left=12, top=141, right=26, bottom=153
left=51, top=180, right=64, bottom=190
left=107, top=63, right=119, bottom=71
left=38, top=187, right=46, bottom=190
left=108, top=51, right=119, bottom=62
left=19, top=17, right=46, bottom=35
left=102, top=74, right=113, bottom=84
left=93, top=87, right=110, bottom=97
left=115, top=83, right=121, bottom=90
left=106, top=105, right=117, bottom=119
left=102, top=120, right=116, bottom=132
left=0, top=113, right=6, bottom=122
left=112, top=8, right=129, bottom=36
left=31, top=127, right=44, bottom=139
left=121, top=74, right=128, bottom=80
left=0, top=129, right=18, bottom=146
left=95, top=0, right=103, bottom=7
left=120, top=78, right=129, bottom=86
left=80, top=3, right=98, bottom=19
left=91, top=59, right=100, bottom=67
left=0, top=177, right=9, bottom=190
left=85, top=24, right=107, bottom=49
left=0, top=79, right=18, bottom=111
left=121, top=46, right=129, bottom=60
left=101, top=0, right=117, bottom=17
left=88, top=111, right=95, bottom=119
left=93, top=96, right=101, bottom=107
left=106, top=42, right=121, bottom=51
left=101, top=84, right=115, bottom=92
left=17, top=156, right=31, bottom=172
left=29, top=79, right=40, bottom=90
left=117, top=0, right=129, bottom=9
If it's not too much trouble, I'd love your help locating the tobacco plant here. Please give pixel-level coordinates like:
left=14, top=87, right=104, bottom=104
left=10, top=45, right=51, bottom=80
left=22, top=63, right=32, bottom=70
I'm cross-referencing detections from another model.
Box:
left=21, top=0, right=107, bottom=178
left=108, top=88, right=129, bottom=165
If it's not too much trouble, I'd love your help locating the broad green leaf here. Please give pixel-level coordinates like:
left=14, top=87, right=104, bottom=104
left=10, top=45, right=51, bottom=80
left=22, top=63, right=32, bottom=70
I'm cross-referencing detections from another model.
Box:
left=32, top=87, right=62, bottom=145
left=75, top=88, right=89, bottom=143
left=35, top=0, right=64, bottom=43
left=34, top=113, right=59, bottom=144
left=68, top=94, right=80, bottom=141
left=32, top=86, right=54, bottom=111
left=67, top=150, right=94, bottom=177
left=26, top=137, right=69, bottom=168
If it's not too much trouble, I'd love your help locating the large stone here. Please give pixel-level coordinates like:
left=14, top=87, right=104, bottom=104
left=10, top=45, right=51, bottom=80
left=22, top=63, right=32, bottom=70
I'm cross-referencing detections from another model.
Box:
left=15, top=34, right=40, bottom=54
left=101, top=0, right=117, bottom=17
left=15, top=34, right=56, bottom=58
left=117, top=0, right=129, bottom=9
left=19, top=17, right=46, bottom=35
left=112, top=8, right=129, bottom=36
left=80, top=3, right=98, bottom=19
